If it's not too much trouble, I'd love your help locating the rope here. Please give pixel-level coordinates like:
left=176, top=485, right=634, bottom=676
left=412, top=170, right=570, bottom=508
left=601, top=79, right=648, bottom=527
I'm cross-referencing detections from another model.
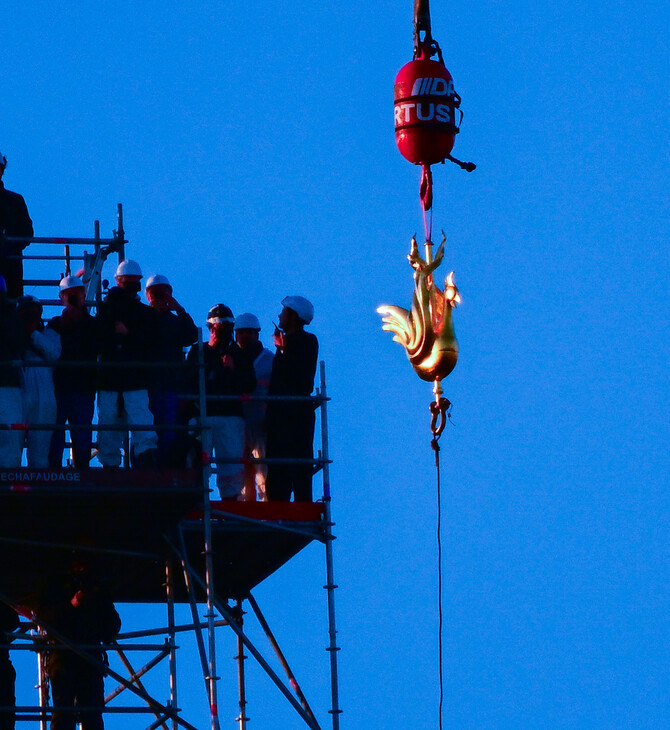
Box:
left=431, top=435, right=444, bottom=730
left=429, top=394, right=451, bottom=730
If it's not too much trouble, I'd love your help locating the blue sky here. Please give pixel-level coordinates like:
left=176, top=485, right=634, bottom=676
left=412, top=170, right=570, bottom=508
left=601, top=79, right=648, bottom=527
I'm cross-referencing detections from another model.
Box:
left=2, top=0, right=669, bottom=727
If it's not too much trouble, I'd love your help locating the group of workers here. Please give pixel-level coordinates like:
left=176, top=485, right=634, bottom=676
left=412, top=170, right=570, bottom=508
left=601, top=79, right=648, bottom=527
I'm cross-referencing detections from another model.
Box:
left=0, top=260, right=319, bottom=503
left=0, top=150, right=320, bottom=503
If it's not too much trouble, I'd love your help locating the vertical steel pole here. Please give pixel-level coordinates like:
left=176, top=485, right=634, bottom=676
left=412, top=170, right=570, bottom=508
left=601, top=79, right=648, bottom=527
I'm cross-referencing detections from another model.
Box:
left=318, top=362, right=341, bottom=729
left=166, top=560, right=178, bottom=730
left=116, top=203, right=125, bottom=262
left=36, top=628, right=48, bottom=730
left=118, top=203, right=128, bottom=468
left=94, top=219, right=102, bottom=306
left=235, top=600, right=248, bottom=729
left=123, top=431, right=130, bottom=468
left=198, top=331, right=220, bottom=730
left=177, top=527, right=214, bottom=684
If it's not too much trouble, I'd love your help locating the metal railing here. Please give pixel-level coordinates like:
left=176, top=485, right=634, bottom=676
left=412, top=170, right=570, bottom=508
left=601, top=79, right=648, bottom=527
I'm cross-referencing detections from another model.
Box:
left=1, top=356, right=330, bottom=479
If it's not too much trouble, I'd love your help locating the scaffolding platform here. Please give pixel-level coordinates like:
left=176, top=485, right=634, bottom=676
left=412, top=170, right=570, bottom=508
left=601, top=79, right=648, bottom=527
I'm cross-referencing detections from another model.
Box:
left=0, top=468, right=201, bottom=608
left=0, top=212, right=341, bottom=727
left=0, top=469, right=326, bottom=606
left=177, top=501, right=327, bottom=601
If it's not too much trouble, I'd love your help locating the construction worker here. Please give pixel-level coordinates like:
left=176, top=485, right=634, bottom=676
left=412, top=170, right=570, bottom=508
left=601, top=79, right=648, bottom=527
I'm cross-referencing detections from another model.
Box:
left=234, top=313, right=274, bottom=501
left=0, top=275, right=23, bottom=468
left=95, top=260, right=158, bottom=468
left=145, top=274, right=198, bottom=467
left=37, top=562, right=120, bottom=730
left=17, top=295, right=60, bottom=468
left=0, top=152, right=33, bottom=299
left=48, top=276, right=97, bottom=468
left=265, top=296, right=318, bottom=502
left=186, top=304, right=256, bottom=499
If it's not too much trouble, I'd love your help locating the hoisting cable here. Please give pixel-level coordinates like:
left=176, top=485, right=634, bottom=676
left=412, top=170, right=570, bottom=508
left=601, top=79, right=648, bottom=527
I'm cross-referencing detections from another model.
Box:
left=430, top=388, right=452, bottom=730
left=420, top=164, right=434, bottom=239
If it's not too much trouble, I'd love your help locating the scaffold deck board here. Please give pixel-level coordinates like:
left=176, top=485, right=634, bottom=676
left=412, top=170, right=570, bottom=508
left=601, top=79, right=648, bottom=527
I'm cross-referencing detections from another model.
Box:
left=0, top=468, right=201, bottom=608
left=178, top=500, right=326, bottom=601
left=0, top=470, right=326, bottom=607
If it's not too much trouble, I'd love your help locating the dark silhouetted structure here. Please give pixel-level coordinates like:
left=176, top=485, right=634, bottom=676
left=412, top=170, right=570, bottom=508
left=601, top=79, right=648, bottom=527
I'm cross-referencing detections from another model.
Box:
left=0, top=602, right=19, bottom=730
left=0, top=153, right=33, bottom=299
left=37, top=564, right=121, bottom=730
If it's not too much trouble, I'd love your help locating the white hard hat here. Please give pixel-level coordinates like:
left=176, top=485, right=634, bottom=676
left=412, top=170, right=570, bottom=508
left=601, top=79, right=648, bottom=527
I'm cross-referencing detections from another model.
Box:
left=282, top=295, right=314, bottom=324
left=145, top=274, right=171, bottom=289
left=59, top=275, right=85, bottom=292
left=116, top=259, right=143, bottom=278
left=235, top=312, right=261, bottom=330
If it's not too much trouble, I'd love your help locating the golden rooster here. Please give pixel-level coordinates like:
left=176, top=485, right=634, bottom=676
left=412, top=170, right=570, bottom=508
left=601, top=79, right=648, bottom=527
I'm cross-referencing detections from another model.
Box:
left=378, top=233, right=460, bottom=383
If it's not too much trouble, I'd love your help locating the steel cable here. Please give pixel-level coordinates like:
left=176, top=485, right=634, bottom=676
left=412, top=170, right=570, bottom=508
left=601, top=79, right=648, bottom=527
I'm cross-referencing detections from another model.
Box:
left=432, top=436, right=444, bottom=730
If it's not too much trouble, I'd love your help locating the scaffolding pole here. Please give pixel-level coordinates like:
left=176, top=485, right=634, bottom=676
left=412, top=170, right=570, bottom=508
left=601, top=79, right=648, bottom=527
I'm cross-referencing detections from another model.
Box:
left=172, top=527, right=223, bottom=728
left=319, top=361, right=342, bottom=729
left=115, top=203, right=125, bottom=262
left=234, top=600, right=249, bottom=729
left=197, top=331, right=221, bottom=730
left=166, top=560, right=178, bottom=730
left=35, top=628, right=48, bottom=730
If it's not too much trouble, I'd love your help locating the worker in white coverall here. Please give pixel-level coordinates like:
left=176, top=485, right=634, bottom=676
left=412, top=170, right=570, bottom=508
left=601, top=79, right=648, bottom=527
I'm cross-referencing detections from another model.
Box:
left=0, top=275, right=24, bottom=467
left=234, top=313, right=274, bottom=501
left=95, top=260, right=159, bottom=468
left=17, top=295, right=61, bottom=467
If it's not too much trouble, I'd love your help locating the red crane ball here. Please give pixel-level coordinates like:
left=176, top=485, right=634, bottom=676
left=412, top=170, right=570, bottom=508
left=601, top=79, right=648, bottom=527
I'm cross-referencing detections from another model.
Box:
left=394, top=58, right=460, bottom=166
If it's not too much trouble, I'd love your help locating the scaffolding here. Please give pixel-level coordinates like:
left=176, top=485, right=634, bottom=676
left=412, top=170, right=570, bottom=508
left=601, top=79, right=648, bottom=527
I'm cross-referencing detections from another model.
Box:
left=0, top=206, right=341, bottom=729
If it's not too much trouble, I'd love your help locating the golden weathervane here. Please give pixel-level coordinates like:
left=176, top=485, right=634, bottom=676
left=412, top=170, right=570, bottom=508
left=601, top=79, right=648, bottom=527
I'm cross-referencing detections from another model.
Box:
left=377, top=232, right=460, bottom=436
